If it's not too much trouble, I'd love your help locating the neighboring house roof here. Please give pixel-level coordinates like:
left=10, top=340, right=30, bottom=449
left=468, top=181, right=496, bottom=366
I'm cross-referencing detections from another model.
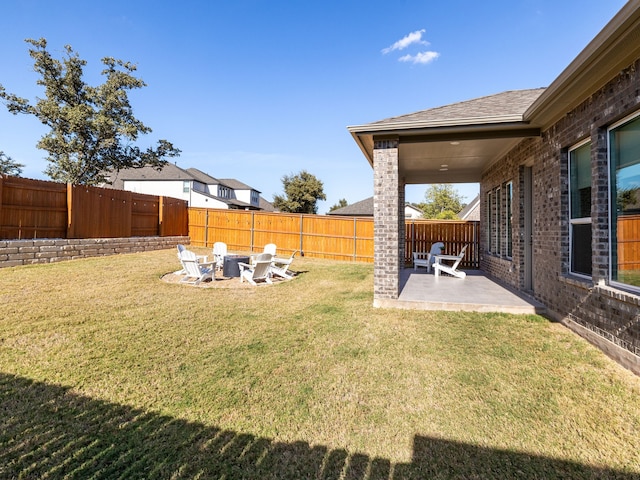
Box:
left=328, top=197, right=424, bottom=218
left=185, top=167, right=221, bottom=185
left=106, top=163, right=192, bottom=189
left=219, top=178, right=259, bottom=192
left=404, top=203, right=424, bottom=219
left=259, top=197, right=275, bottom=212
left=328, top=197, right=374, bottom=216
left=459, top=195, right=480, bottom=221
left=106, top=165, right=260, bottom=194
left=104, top=164, right=264, bottom=210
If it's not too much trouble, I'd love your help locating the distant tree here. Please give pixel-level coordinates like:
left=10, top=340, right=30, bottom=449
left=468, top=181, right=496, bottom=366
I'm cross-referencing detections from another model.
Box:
left=0, top=38, right=180, bottom=186
left=0, top=151, right=24, bottom=176
left=273, top=170, right=326, bottom=214
left=419, top=184, right=466, bottom=219
left=617, top=187, right=640, bottom=213
left=329, top=198, right=348, bottom=212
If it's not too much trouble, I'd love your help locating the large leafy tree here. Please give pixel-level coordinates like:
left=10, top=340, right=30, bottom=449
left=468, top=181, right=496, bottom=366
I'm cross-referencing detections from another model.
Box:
left=0, top=151, right=24, bottom=176
left=273, top=170, right=326, bottom=214
left=418, top=184, right=466, bottom=219
left=0, top=38, right=180, bottom=185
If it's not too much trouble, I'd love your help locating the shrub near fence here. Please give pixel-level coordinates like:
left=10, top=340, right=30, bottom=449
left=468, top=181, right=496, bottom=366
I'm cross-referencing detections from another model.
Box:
left=189, top=208, right=480, bottom=268
left=0, top=175, right=188, bottom=240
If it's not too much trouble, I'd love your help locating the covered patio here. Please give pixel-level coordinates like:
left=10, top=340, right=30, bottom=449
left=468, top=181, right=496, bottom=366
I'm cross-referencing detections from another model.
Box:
left=348, top=89, right=545, bottom=309
left=392, top=268, right=546, bottom=315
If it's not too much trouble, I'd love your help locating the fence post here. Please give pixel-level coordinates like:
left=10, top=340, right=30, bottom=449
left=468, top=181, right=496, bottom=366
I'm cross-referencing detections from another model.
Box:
left=411, top=220, right=415, bottom=255
left=0, top=176, right=3, bottom=238
left=204, top=209, right=209, bottom=247
left=300, top=214, right=304, bottom=255
left=66, top=183, right=74, bottom=239
left=250, top=211, right=255, bottom=252
left=159, top=196, right=165, bottom=236
left=353, top=218, right=357, bottom=261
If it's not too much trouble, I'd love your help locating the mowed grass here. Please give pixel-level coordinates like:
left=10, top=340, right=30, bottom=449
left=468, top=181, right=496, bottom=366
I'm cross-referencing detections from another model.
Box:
left=0, top=248, right=639, bottom=479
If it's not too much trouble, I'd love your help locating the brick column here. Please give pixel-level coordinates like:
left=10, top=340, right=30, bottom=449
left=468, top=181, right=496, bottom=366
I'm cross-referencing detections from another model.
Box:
left=373, top=138, right=402, bottom=302
left=591, top=128, right=609, bottom=284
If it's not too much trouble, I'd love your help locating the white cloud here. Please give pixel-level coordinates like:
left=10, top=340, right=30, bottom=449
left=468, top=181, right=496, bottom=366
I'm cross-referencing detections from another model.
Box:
left=398, top=51, right=440, bottom=65
left=382, top=29, right=428, bottom=54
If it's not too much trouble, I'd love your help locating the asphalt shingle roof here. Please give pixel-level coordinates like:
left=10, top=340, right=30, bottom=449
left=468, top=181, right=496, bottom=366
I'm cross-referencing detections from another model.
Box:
left=328, top=197, right=374, bottom=216
left=361, top=88, right=546, bottom=130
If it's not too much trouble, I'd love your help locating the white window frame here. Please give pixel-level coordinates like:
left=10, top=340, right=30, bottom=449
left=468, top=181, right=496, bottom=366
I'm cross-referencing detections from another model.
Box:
left=568, top=138, right=592, bottom=279
left=487, top=191, right=493, bottom=253
left=495, top=186, right=502, bottom=256
left=505, top=181, right=513, bottom=259
left=607, top=110, right=640, bottom=293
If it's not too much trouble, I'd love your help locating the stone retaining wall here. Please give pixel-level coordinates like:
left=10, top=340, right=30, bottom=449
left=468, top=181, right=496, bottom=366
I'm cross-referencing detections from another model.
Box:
left=0, top=236, right=189, bottom=268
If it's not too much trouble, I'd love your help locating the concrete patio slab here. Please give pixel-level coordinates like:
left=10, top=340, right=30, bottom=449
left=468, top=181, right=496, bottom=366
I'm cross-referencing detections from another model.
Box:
left=373, top=269, right=546, bottom=315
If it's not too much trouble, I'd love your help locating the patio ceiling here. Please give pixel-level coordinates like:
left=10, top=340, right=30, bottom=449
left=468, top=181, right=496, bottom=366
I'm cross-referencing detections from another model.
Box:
left=396, top=126, right=539, bottom=184
left=349, top=113, right=542, bottom=185
left=348, top=88, right=546, bottom=185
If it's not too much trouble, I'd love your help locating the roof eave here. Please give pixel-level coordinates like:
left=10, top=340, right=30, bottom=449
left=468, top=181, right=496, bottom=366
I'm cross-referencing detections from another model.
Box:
left=348, top=118, right=537, bottom=168
left=525, top=0, right=640, bottom=128
left=347, top=114, right=525, bottom=133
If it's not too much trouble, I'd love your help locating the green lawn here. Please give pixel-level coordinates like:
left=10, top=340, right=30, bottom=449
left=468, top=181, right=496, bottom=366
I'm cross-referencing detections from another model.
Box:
left=1, top=248, right=639, bottom=479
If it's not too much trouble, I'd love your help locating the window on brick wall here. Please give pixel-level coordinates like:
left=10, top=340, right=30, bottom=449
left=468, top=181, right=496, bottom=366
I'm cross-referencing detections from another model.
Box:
left=487, top=185, right=510, bottom=257
left=495, top=186, right=502, bottom=255
left=487, top=190, right=493, bottom=253
left=569, top=140, right=592, bottom=277
left=505, top=181, right=513, bottom=258
left=609, top=112, right=640, bottom=291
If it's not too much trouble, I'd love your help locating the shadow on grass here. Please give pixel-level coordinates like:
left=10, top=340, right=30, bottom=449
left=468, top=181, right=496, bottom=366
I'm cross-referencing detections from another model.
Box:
left=1, top=373, right=635, bottom=479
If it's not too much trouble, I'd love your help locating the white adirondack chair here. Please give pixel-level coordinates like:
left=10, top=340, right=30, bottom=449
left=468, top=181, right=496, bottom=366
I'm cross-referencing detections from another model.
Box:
left=413, top=242, right=445, bottom=272
left=270, top=250, right=298, bottom=279
left=264, top=243, right=277, bottom=256
left=238, top=253, right=273, bottom=285
left=433, top=245, right=468, bottom=279
left=250, top=243, right=277, bottom=266
left=174, top=244, right=188, bottom=274
left=212, top=242, right=228, bottom=270
left=179, top=249, right=215, bottom=284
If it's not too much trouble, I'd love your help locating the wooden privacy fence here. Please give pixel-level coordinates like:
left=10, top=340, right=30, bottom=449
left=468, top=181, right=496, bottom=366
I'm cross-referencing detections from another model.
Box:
left=1, top=175, right=479, bottom=267
left=0, top=175, right=188, bottom=239
left=189, top=208, right=375, bottom=262
left=189, top=208, right=480, bottom=268
left=618, top=214, right=640, bottom=271
left=407, top=219, right=479, bottom=269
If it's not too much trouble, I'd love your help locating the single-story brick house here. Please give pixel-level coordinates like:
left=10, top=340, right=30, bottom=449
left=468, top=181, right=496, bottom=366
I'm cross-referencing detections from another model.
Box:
left=348, top=1, right=640, bottom=373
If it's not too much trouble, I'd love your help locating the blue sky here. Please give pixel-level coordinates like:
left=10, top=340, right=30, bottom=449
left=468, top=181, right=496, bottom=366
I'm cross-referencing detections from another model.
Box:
left=0, top=0, right=629, bottom=213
